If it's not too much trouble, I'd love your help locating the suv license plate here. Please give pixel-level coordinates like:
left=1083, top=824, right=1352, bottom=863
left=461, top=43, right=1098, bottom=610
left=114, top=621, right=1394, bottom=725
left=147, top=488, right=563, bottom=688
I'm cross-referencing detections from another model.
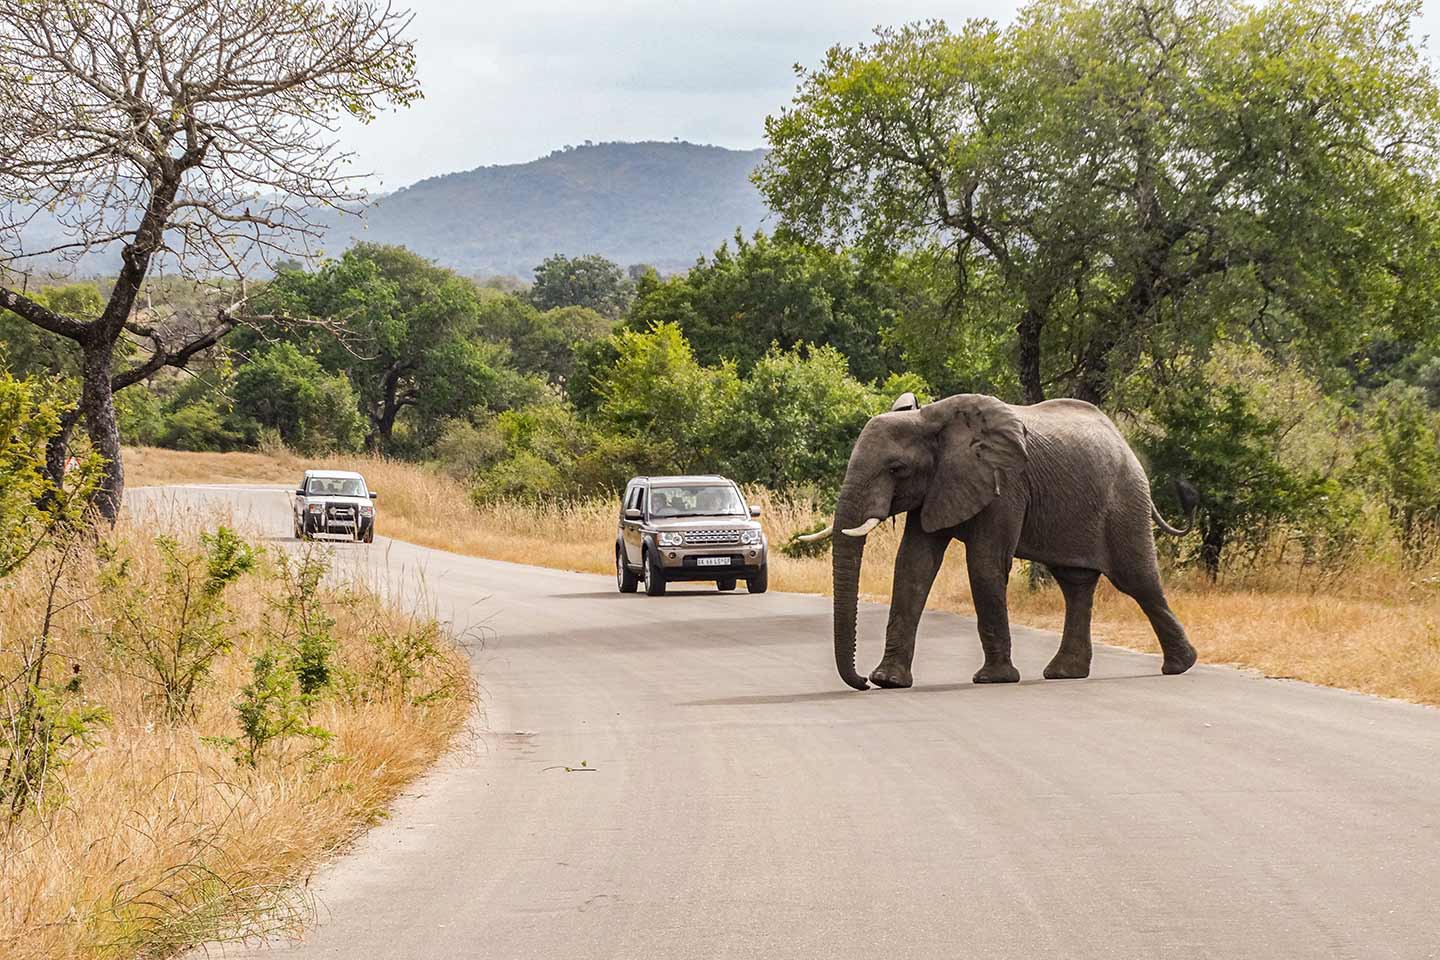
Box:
left=696, top=557, right=731, bottom=567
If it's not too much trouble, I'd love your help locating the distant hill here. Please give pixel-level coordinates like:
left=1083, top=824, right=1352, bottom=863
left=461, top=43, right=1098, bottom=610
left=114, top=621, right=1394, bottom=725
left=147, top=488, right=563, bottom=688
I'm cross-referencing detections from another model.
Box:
left=330, top=141, right=771, bottom=277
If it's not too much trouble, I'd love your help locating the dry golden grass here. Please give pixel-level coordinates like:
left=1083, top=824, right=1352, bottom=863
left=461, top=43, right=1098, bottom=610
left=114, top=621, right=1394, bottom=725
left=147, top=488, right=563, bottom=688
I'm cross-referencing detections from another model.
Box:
left=124, top=447, right=1440, bottom=707
left=0, top=513, right=474, bottom=960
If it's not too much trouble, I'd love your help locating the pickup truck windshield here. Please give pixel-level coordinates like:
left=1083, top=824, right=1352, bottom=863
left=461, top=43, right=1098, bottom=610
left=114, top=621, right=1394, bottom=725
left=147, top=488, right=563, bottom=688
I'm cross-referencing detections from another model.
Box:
left=649, top=485, right=745, bottom=518
left=308, top=478, right=366, bottom=497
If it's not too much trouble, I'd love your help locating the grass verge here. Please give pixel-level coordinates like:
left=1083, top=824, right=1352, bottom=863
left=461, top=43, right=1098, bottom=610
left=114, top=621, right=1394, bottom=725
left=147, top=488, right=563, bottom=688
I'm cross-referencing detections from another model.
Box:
left=1, top=506, right=474, bottom=959
left=124, top=446, right=1440, bottom=708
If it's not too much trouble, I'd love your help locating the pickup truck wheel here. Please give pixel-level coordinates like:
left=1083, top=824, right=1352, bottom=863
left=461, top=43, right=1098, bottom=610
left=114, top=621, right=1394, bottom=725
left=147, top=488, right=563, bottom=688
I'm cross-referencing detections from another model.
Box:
left=643, top=547, right=667, bottom=596
left=616, top=545, right=639, bottom=593
left=362, top=525, right=375, bottom=544
left=746, top=563, right=769, bottom=594
left=717, top=578, right=736, bottom=592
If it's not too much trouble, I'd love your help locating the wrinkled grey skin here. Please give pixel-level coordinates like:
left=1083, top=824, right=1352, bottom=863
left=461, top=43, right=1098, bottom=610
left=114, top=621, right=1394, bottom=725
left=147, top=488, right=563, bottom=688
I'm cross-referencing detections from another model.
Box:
left=830, top=393, right=1196, bottom=691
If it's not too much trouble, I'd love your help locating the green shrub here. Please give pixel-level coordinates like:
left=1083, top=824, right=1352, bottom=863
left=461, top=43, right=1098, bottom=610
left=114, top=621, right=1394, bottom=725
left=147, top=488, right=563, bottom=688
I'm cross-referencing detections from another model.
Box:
left=1350, top=383, right=1440, bottom=563
left=229, top=343, right=366, bottom=454
left=1141, top=381, right=1323, bottom=578
left=233, top=648, right=330, bottom=768
left=101, top=527, right=258, bottom=721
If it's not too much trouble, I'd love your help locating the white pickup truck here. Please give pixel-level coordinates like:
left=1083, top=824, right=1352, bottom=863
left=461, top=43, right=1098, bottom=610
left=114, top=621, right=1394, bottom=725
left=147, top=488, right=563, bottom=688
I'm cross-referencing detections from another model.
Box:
left=293, top=469, right=377, bottom=543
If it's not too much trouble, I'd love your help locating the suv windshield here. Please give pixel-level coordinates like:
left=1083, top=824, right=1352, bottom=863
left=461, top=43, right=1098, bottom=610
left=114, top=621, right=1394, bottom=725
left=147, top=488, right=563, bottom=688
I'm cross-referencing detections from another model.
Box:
left=308, top=477, right=366, bottom=497
left=649, top=485, right=745, bottom=518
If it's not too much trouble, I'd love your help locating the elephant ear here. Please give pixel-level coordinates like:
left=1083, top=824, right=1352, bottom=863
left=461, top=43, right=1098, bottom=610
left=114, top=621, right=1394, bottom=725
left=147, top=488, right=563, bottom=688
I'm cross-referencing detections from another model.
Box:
left=919, top=395, right=1028, bottom=533
left=890, top=391, right=919, bottom=412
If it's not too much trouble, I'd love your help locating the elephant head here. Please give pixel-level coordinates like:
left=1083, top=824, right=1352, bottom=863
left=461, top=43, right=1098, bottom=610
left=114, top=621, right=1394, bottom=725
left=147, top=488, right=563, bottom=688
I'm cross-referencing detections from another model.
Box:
left=825, top=394, right=1028, bottom=689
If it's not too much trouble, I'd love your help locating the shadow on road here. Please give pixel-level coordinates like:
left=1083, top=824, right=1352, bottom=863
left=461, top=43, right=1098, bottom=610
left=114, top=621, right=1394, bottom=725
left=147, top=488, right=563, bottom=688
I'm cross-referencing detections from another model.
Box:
left=678, top=672, right=1163, bottom=707
left=546, top=590, right=746, bottom=600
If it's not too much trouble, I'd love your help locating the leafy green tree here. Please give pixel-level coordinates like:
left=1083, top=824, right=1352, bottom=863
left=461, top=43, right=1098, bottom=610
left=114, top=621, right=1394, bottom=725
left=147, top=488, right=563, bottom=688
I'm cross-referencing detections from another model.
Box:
left=160, top=400, right=246, bottom=453
left=259, top=244, right=525, bottom=451
left=626, top=232, right=902, bottom=381
left=758, top=0, right=1440, bottom=406
left=712, top=345, right=895, bottom=489
left=528, top=254, right=634, bottom=319
left=477, top=293, right=614, bottom=385
left=1141, top=381, right=1320, bottom=578
left=592, top=323, right=740, bottom=459
left=229, top=344, right=366, bottom=454
left=0, top=284, right=102, bottom=380
left=1351, top=383, right=1440, bottom=561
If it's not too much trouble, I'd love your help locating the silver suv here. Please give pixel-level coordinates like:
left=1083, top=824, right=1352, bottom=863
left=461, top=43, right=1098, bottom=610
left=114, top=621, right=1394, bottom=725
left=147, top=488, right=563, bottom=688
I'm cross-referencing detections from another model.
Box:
left=615, top=475, right=768, bottom=596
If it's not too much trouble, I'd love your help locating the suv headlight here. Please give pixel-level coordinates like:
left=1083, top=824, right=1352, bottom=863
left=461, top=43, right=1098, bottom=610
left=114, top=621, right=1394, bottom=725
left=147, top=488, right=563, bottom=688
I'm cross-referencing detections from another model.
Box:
left=306, top=502, right=322, bottom=514
left=360, top=505, right=374, bottom=517
left=740, top=529, right=762, bottom=545
left=657, top=532, right=683, bottom=547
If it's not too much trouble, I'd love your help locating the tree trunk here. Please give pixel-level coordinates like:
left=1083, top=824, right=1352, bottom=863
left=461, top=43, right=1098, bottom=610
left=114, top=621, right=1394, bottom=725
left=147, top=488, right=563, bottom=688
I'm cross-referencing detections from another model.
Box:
left=1200, top=519, right=1226, bottom=581
left=80, top=340, right=124, bottom=523
left=367, top=365, right=407, bottom=452
left=41, top=409, right=81, bottom=494
left=1017, top=306, right=1046, bottom=406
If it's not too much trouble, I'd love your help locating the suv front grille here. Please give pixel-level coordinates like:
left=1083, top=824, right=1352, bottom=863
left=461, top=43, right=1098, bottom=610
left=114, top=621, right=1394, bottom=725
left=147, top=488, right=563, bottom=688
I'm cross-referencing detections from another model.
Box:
left=684, top=529, right=741, bottom=545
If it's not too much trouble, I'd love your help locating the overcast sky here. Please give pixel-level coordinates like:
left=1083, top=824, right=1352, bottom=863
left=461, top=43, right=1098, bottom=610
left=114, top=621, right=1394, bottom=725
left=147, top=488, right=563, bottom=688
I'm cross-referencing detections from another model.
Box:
left=340, top=0, right=1440, bottom=190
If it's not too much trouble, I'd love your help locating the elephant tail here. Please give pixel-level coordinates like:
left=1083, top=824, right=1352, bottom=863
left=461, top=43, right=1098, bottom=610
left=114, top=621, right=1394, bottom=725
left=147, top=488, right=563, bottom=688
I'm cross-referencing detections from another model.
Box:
left=1152, top=479, right=1198, bottom=536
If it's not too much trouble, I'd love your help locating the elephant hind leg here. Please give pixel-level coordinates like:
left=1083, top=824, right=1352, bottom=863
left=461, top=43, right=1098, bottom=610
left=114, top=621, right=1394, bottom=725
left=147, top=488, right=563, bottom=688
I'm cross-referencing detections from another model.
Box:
left=1044, top=566, right=1100, bottom=680
left=1107, top=568, right=1196, bottom=676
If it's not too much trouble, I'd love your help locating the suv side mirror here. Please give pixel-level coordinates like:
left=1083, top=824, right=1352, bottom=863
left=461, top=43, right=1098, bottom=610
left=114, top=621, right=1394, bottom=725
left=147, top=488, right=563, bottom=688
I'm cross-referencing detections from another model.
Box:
left=749, top=504, right=762, bottom=518
left=295, top=489, right=305, bottom=497
left=624, top=507, right=643, bottom=520
left=369, top=492, right=379, bottom=500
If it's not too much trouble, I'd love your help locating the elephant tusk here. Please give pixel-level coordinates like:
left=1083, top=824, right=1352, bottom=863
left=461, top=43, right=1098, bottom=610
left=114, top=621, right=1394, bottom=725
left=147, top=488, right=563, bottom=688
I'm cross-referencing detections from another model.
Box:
left=796, top=524, right=834, bottom=543
left=841, top=517, right=882, bottom=537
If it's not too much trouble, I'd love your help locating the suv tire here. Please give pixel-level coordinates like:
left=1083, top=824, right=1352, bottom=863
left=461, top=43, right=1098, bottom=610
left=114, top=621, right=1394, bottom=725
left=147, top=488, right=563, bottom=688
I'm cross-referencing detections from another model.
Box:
left=617, top=545, right=639, bottom=593
left=747, top=563, right=769, bottom=594
left=362, top=525, right=375, bottom=544
left=717, top=578, right=736, bottom=592
left=644, top=547, right=667, bottom=596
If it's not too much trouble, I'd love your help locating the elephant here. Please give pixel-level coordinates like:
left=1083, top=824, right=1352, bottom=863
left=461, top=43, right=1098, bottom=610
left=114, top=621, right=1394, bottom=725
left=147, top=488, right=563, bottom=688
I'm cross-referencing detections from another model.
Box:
left=802, top=391, right=1197, bottom=690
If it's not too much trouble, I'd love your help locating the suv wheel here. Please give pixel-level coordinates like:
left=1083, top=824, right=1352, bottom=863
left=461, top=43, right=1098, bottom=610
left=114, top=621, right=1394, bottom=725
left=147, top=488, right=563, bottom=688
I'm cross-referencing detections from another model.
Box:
left=362, top=524, right=375, bottom=544
left=717, top=578, right=736, bottom=592
left=616, top=545, right=639, bottom=593
left=644, top=547, right=667, bottom=596
left=747, top=563, right=769, bottom=594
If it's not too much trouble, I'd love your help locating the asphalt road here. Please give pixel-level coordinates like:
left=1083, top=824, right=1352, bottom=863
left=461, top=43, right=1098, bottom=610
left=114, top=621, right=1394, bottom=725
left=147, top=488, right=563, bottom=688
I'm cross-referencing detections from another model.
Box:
left=136, top=485, right=1440, bottom=960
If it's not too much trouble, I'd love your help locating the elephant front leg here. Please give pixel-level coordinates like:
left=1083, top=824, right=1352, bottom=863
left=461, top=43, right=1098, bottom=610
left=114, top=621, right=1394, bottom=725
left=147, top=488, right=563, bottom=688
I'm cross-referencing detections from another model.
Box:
left=871, top=517, right=951, bottom=689
left=967, top=557, right=1021, bottom=683
left=1043, top=566, right=1100, bottom=679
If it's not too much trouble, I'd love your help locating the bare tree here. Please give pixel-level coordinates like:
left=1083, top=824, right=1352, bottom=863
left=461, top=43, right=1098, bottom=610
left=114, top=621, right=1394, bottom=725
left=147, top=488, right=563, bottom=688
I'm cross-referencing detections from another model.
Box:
left=0, top=0, right=420, bottom=520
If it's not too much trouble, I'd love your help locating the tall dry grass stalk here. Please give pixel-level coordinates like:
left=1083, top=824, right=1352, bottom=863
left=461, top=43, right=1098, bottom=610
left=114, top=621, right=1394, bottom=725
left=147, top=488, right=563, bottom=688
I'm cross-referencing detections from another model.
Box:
left=124, top=447, right=1440, bottom=707
left=0, top=509, right=474, bottom=960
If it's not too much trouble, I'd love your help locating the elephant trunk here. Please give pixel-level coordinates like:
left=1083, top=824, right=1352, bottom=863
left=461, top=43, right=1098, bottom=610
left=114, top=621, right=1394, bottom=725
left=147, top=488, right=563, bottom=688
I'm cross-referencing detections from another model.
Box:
left=831, top=485, right=870, bottom=691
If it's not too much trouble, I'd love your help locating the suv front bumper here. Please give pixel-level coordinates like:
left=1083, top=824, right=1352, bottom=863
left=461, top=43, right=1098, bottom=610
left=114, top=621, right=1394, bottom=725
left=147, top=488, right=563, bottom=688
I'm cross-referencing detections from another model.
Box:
left=304, top=514, right=374, bottom=541
left=651, top=539, right=766, bottom=579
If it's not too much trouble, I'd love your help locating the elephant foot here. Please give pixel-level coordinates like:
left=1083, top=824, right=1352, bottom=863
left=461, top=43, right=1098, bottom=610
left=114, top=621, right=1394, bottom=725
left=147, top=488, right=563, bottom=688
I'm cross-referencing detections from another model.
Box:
left=1043, top=654, right=1091, bottom=680
left=869, top=661, right=913, bottom=689
left=1162, top=642, right=1198, bottom=675
left=972, top=662, right=1020, bottom=684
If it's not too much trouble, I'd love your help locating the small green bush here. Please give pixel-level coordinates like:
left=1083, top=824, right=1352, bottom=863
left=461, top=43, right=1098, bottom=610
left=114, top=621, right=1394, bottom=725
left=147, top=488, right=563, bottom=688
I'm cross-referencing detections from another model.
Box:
left=101, top=527, right=258, bottom=721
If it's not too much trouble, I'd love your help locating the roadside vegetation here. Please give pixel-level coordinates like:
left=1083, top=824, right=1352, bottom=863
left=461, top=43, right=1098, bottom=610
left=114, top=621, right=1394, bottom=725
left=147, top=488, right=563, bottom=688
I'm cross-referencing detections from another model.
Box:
left=0, top=376, right=473, bottom=960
